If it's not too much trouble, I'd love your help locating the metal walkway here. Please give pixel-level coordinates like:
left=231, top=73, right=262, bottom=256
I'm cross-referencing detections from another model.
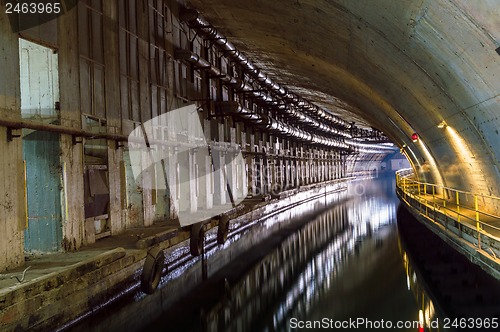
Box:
left=396, top=169, right=500, bottom=277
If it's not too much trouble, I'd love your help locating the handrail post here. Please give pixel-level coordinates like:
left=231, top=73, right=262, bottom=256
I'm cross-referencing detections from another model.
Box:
left=456, top=191, right=460, bottom=223
left=474, top=195, right=480, bottom=226
left=474, top=195, right=481, bottom=249
left=423, top=183, right=427, bottom=216
left=442, top=187, right=446, bottom=209
left=432, top=185, right=436, bottom=216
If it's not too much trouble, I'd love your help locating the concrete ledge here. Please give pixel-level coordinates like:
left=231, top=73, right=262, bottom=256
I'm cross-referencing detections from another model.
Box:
left=0, top=248, right=126, bottom=306
left=0, top=248, right=137, bottom=330
left=136, top=229, right=179, bottom=249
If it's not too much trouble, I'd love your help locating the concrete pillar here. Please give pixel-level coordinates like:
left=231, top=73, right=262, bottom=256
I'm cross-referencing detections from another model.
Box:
left=311, top=149, right=316, bottom=183
left=108, top=142, right=125, bottom=234
left=214, top=123, right=226, bottom=205
left=154, top=153, right=170, bottom=221
left=321, top=150, right=325, bottom=182
left=279, top=139, right=284, bottom=190
left=102, top=0, right=125, bottom=234
left=188, top=149, right=197, bottom=213
left=196, top=119, right=211, bottom=210
left=138, top=0, right=155, bottom=226
left=342, top=154, right=347, bottom=178
left=264, top=136, right=271, bottom=194
left=293, top=144, right=297, bottom=188
left=313, top=149, right=317, bottom=183
left=228, top=127, right=237, bottom=201
left=283, top=140, right=289, bottom=189
left=247, top=132, right=257, bottom=196
left=58, top=6, right=86, bottom=251
left=335, top=152, right=339, bottom=179
left=305, top=149, right=310, bottom=185
left=257, top=138, right=264, bottom=195
left=240, top=129, right=248, bottom=199
left=0, top=126, right=25, bottom=270
left=177, top=147, right=189, bottom=212
left=142, top=148, right=155, bottom=227
left=299, top=146, right=304, bottom=186
left=329, top=152, right=332, bottom=181
left=321, top=151, right=324, bottom=181
left=168, top=146, right=178, bottom=220
left=306, top=148, right=309, bottom=184
left=270, top=137, right=277, bottom=194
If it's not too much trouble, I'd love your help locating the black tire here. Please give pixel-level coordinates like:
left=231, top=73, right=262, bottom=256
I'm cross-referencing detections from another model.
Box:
left=141, top=247, right=165, bottom=294
left=217, top=215, right=230, bottom=244
left=190, top=223, right=205, bottom=256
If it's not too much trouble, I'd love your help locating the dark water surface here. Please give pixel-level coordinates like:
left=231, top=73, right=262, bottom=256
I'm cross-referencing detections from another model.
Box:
left=148, top=177, right=420, bottom=332
left=69, top=176, right=498, bottom=332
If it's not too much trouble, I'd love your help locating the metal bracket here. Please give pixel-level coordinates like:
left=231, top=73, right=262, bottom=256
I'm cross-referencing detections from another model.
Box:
left=208, top=74, right=228, bottom=79
left=207, top=36, right=227, bottom=49
left=72, top=135, right=83, bottom=145
left=6, top=128, right=21, bottom=142
left=115, top=141, right=125, bottom=150
left=187, top=30, right=199, bottom=44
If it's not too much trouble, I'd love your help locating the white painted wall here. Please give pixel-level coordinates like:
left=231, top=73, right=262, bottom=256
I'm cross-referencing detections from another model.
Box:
left=19, top=39, right=59, bottom=120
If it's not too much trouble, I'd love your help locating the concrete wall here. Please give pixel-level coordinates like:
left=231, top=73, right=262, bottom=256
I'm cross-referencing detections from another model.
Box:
left=185, top=0, right=500, bottom=208
left=0, top=1, right=359, bottom=271
left=0, top=10, right=25, bottom=270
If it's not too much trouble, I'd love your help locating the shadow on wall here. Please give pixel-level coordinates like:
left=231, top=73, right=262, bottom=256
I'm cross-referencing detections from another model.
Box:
left=418, top=156, right=467, bottom=191
left=438, top=154, right=467, bottom=190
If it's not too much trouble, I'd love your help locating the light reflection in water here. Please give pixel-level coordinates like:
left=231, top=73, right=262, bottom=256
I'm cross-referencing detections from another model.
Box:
left=397, top=203, right=500, bottom=332
left=191, top=177, right=418, bottom=332
left=69, top=177, right=427, bottom=332
left=400, top=243, right=441, bottom=332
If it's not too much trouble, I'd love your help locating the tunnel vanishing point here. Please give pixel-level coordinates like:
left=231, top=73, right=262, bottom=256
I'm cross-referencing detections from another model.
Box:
left=0, top=0, right=499, bottom=330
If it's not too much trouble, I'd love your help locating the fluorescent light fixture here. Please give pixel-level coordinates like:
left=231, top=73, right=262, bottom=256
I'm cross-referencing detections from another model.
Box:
left=437, top=120, right=447, bottom=129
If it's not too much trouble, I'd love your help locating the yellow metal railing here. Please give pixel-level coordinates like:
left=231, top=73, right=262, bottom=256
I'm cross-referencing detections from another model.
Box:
left=396, top=168, right=500, bottom=253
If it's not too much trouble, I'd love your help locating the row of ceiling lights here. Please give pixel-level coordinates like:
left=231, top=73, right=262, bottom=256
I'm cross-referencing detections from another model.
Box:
left=179, top=9, right=351, bottom=129
left=179, top=8, right=394, bottom=154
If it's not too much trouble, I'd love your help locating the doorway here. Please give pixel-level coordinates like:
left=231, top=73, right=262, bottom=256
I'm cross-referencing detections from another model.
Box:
left=19, top=38, right=63, bottom=252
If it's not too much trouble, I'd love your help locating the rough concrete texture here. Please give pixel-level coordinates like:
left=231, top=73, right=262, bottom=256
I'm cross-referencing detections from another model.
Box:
left=184, top=0, right=500, bottom=197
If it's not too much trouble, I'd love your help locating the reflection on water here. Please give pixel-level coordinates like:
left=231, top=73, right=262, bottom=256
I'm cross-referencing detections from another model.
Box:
left=72, top=175, right=497, bottom=332
left=400, top=244, right=441, bottom=332
left=146, top=176, right=420, bottom=331
left=398, top=204, right=500, bottom=332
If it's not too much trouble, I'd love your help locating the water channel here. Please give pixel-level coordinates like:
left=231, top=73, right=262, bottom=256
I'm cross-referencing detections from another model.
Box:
left=68, top=175, right=499, bottom=332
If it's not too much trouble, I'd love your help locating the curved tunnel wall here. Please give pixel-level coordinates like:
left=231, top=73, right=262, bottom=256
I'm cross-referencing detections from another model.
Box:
left=185, top=0, right=500, bottom=199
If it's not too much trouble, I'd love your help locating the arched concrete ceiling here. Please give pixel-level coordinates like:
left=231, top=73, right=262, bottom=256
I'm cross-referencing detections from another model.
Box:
left=184, top=0, right=500, bottom=196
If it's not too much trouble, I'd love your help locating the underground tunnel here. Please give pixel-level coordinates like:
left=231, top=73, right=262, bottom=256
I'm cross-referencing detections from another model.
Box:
left=0, top=0, right=499, bottom=331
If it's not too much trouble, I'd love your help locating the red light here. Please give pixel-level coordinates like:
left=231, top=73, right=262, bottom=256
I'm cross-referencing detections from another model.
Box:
left=411, top=133, right=419, bottom=142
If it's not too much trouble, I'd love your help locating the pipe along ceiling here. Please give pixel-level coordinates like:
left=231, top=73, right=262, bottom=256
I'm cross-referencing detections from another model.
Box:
left=177, top=9, right=399, bottom=156
left=183, top=0, right=500, bottom=197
